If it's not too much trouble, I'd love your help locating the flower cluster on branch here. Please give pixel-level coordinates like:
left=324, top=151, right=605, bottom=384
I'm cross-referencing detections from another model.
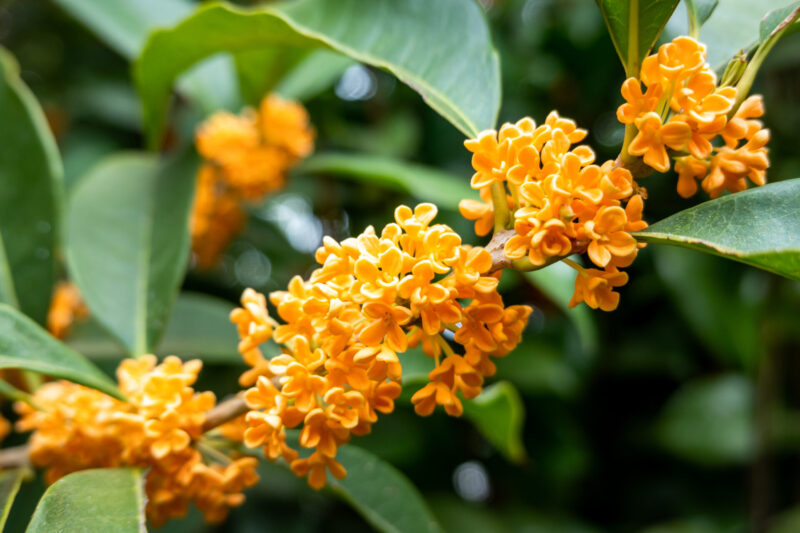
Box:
left=619, top=36, right=769, bottom=198
left=460, top=113, right=646, bottom=311
left=15, top=356, right=258, bottom=526
left=230, top=203, right=531, bottom=489
left=191, top=94, right=314, bottom=268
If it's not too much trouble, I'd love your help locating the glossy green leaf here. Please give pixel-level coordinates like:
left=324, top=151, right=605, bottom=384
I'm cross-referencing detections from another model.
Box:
left=235, top=48, right=352, bottom=105
left=53, top=0, right=239, bottom=115
left=0, top=48, right=63, bottom=324
left=330, top=445, right=444, bottom=533
left=596, top=0, right=680, bottom=75
left=525, top=261, right=598, bottom=358
left=275, top=50, right=355, bottom=102
left=53, top=0, right=191, bottom=58
left=655, top=375, right=754, bottom=465
left=26, top=468, right=146, bottom=533
left=0, top=304, right=121, bottom=399
left=66, top=153, right=197, bottom=356
left=634, top=179, right=800, bottom=281
left=462, top=381, right=527, bottom=463
left=298, top=152, right=473, bottom=211
left=0, top=469, right=27, bottom=530
left=760, top=3, right=800, bottom=41
left=668, top=0, right=800, bottom=67
left=234, top=48, right=308, bottom=105
left=68, top=292, right=247, bottom=364
left=684, top=0, right=718, bottom=36
left=135, top=0, right=501, bottom=146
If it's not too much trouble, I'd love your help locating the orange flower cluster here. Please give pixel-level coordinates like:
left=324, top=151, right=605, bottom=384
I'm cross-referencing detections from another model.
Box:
left=618, top=36, right=769, bottom=198
left=191, top=94, right=315, bottom=268
left=46, top=281, right=89, bottom=340
left=459, top=113, right=647, bottom=311
left=15, top=356, right=258, bottom=527
left=231, top=203, right=531, bottom=489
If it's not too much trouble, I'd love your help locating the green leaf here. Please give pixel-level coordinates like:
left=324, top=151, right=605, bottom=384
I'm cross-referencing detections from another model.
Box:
left=134, top=0, right=500, bottom=146
left=298, top=152, right=473, bottom=211
left=330, top=445, right=444, bottom=533
left=53, top=0, right=192, bottom=58
left=525, top=261, right=599, bottom=358
left=275, top=50, right=355, bottom=102
left=65, top=153, right=197, bottom=356
left=595, top=0, right=680, bottom=76
left=234, top=48, right=352, bottom=105
left=634, top=179, right=800, bottom=281
left=0, top=48, right=63, bottom=324
left=0, top=304, right=121, bottom=399
left=655, top=375, right=754, bottom=465
left=53, top=0, right=240, bottom=115
left=67, top=292, right=246, bottom=364
left=0, top=469, right=28, bottom=530
left=760, top=3, right=800, bottom=41
left=234, top=48, right=309, bottom=105
left=462, top=381, right=527, bottom=463
left=26, top=468, right=146, bottom=533
left=684, top=0, right=718, bottom=36
left=670, top=0, right=800, bottom=67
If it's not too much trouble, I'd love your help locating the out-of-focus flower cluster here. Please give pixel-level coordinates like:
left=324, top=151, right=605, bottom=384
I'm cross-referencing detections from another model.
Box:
left=230, top=203, right=531, bottom=489
left=191, top=94, right=314, bottom=268
left=459, top=113, right=647, bottom=311
left=618, top=36, right=769, bottom=198
left=46, top=282, right=88, bottom=340
left=15, top=356, right=258, bottom=527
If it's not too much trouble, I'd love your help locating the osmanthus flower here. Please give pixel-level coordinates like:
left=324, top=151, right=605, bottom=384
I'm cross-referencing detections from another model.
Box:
left=190, top=93, right=315, bottom=269
left=14, top=355, right=259, bottom=527
left=46, top=281, right=89, bottom=340
left=618, top=35, right=770, bottom=198
left=231, top=203, right=531, bottom=489
left=462, top=111, right=648, bottom=311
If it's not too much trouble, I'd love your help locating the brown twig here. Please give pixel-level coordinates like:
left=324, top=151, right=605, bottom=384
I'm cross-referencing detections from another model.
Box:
left=202, top=396, right=248, bottom=433
left=0, top=396, right=251, bottom=469
left=0, top=444, right=30, bottom=469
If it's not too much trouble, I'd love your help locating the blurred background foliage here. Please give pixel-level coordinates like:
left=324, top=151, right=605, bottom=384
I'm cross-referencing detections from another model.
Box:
left=1, top=0, right=800, bottom=531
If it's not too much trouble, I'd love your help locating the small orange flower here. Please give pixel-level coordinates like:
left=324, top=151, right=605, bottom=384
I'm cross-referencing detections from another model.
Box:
left=46, top=282, right=89, bottom=340
left=628, top=113, right=692, bottom=172
left=569, top=266, right=629, bottom=312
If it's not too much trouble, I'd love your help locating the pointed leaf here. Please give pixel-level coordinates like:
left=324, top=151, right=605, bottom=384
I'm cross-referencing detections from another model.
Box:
left=634, top=179, right=800, bottom=280
left=65, top=153, right=197, bottom=356
left=0, top=48, right=63, bottom=324
left=461, top=381, right=527, bottom=463
left=330, top=444, right=444, bottom=533
left=596, top=0, right=680, bottom=75
left=135, top=0, right=500, bottom=146
left=0, top=469, right=27, bottom=530
left=669, top=0, right=800, bottom=67
left=0, top=304, right=121, bottom=399
left=53, top=0, right=240, bottom=116
left=26, top=468, right=146, bottom=533
left=298, top=152, right=474, bottom=211
left=275, top=50, right=355, bottom=102
left=67, top=292, right=245, bottom=363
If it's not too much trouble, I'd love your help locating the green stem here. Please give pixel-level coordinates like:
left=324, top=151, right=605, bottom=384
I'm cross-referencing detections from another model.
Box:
left=686, top=0, right=700, bottom=39
left=626, top=0, right=640, bottom=78
left=490, top=182, right=510, bottom=232
left=732, top=6, right=800, bottom=115
left=0, top=378, right=39, bottom=409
